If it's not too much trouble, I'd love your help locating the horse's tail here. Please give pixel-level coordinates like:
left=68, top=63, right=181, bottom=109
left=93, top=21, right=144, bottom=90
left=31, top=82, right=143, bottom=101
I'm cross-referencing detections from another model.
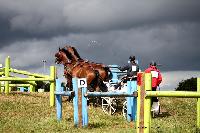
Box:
left=92, top=69, right=108, bottom=92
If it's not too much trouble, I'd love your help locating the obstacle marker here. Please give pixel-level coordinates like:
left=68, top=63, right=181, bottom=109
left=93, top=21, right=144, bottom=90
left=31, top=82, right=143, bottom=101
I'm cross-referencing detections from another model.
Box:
left=71, top=78, right=137, bottom=127
left=55, top=77, right=137, bottom=127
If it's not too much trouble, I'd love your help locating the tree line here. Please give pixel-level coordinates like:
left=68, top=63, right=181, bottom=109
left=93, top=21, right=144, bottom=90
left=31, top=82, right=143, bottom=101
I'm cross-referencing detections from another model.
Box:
left=175, top=77, right=197, bottom=91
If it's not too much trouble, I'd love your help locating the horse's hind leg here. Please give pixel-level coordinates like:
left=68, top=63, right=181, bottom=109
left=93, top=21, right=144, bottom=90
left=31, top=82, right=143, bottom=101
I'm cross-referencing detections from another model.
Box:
left=86, top=84, right=95, bottom=106
left=88, top=84, right=101, bottom=107
left=99, top=80, right=108, bottom=92
left=93, top=85, right=102, bottom=107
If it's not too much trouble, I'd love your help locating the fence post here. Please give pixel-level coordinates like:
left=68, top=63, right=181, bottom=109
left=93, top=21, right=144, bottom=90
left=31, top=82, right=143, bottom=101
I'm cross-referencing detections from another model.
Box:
left=197, top=78, right=200, bottom=129
left=137, top=73, right=152, bottom=133
left=73, top=78, right=79, bottom=127
left=29, top=76, right=35, bottom=92
left=82, top=87, right=88, bottom=127
left=136, top=83, right=141, bottom=130
left=5, top=56, right=10, bottom=94
left=56, top=79, right=62, bottom=120
left=131, top=80, right=137, bottom=121
left=144, top=73, right=152, bottom=133
left=50, top=66, right=56, bottom=106
left=127, top=81, right=132, bottom=122
left=0, top=83, right=3, bottom=93
left=127, top=80, right=137, bottom=122
left=137, top=73, right=145, bottom=133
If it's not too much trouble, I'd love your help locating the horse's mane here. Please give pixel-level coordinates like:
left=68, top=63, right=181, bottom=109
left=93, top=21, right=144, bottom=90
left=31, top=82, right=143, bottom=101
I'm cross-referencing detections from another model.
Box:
left=61, top=48, right=73, bottom=60
left=71, top=46, right=82, bottom=60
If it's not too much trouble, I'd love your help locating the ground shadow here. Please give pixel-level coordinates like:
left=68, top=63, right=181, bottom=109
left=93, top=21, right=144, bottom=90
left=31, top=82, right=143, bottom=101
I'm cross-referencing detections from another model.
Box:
left=8, top=92, right=49, bottom=99
left=88, top=122, right=108, bottom=128
left=153, top=111, right=171, bottom=118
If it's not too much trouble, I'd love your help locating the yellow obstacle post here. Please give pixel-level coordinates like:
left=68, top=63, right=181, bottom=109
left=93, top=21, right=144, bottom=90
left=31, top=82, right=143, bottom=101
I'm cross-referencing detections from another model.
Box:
left=137, top=73, right=152, bottom=133
left=29, top=76, right=35, bottom=92
left=144, top=73, right=152, bottom=133
left=0, top=82, right=1, bottom=93
left=137, top=73, right=144, bottom=133
left=136, top=72, right=143, bottom=130
left=136, top=84, right=140, bottom=130
left=5, top=56, right=10, bottom=94
left=50, top=66, right=56, bottom=106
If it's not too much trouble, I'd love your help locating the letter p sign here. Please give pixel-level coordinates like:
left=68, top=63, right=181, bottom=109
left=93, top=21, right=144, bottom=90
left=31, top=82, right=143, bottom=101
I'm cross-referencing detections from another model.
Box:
left=78, top=78, right=87, bottom=88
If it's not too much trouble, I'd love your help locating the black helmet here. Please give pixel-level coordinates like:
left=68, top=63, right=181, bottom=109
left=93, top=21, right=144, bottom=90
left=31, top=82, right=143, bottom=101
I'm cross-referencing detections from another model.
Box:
left=150, top=61, right=157, bottom=66
left=129, top=55, right=135, bottom=61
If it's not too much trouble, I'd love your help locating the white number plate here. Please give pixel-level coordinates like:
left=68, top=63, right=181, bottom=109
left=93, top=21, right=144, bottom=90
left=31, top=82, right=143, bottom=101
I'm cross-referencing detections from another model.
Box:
left=132, top=66, right=136, bottom=71
left=151, top=71, right=158, bottom=78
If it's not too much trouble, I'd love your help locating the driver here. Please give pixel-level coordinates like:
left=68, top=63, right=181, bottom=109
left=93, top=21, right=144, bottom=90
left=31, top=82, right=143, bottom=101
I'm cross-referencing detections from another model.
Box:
left=114, top=55, right=140, bottom=89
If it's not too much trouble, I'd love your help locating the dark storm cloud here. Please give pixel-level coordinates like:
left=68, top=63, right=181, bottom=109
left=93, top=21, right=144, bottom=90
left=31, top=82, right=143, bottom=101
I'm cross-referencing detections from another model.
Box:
left=0, top=0, right=68, bottom=47
left=0, top=0, right=200, bottom=45
left=64, top=22, right=200, bottom=71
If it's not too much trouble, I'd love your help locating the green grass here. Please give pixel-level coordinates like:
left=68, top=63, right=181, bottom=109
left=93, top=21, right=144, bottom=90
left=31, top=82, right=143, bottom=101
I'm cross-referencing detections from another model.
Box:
left=151, top=98, right=197, bottom=133
left=0, top=92, right=199, bottom=133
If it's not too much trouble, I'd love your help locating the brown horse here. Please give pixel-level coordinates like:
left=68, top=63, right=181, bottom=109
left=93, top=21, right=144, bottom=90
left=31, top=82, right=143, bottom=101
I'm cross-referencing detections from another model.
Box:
left=63, top=45, right=111, bottom=83
left=55, top=47, right=107, bottom=92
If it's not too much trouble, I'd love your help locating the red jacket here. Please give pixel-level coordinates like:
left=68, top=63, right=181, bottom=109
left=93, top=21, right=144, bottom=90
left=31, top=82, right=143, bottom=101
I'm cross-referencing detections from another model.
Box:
left=145, top=66, right=162, bottom=88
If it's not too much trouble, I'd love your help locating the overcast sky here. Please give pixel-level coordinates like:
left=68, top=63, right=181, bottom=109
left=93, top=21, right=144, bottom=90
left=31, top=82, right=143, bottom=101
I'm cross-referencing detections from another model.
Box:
left=0, top=0, right=200, bottom=90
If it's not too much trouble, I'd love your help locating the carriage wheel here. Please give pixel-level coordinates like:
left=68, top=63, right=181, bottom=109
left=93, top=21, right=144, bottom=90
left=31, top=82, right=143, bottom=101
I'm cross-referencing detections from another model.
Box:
left=122, top=101, right=127, bottom=119
left=101, top=97, right=116, bottom=115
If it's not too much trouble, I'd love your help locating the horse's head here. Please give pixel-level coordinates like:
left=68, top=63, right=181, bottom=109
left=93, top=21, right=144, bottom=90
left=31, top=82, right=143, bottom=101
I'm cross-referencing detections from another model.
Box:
left=55, top=47, right=72, bottom=64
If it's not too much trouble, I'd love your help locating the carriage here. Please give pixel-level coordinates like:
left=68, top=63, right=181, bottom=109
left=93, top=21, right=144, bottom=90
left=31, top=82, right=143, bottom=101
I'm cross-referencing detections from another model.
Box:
left=101, top=65, right=129, bottom=119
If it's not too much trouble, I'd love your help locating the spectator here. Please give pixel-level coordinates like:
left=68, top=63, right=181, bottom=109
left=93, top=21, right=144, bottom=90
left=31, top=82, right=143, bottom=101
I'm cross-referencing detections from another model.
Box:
left=145, top=61, right=162, bottom=113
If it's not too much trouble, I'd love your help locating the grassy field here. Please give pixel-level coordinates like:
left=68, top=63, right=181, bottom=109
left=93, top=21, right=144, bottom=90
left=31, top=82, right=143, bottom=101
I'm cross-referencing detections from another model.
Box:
left=0, top=92, right=198, bottom=133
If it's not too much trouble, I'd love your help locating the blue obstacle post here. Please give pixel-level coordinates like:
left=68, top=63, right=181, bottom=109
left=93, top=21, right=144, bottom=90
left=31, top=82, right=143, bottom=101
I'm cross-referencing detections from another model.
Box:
left=82, top=87, right=88, bottom=127
left=127, top=81, right=132, bottom=122
left=20, top=87, right=24, bottom=92
left=127, top=81, right=137, bottom=122
left=73, top=78, right=79, bottom=127
left=132, top=81, right=137, bottom=121
left=56, top=79, right=62, bottom=121
left=55, top=78, right=74, bottom=121
left=73, top=78, right=88, bottom=127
